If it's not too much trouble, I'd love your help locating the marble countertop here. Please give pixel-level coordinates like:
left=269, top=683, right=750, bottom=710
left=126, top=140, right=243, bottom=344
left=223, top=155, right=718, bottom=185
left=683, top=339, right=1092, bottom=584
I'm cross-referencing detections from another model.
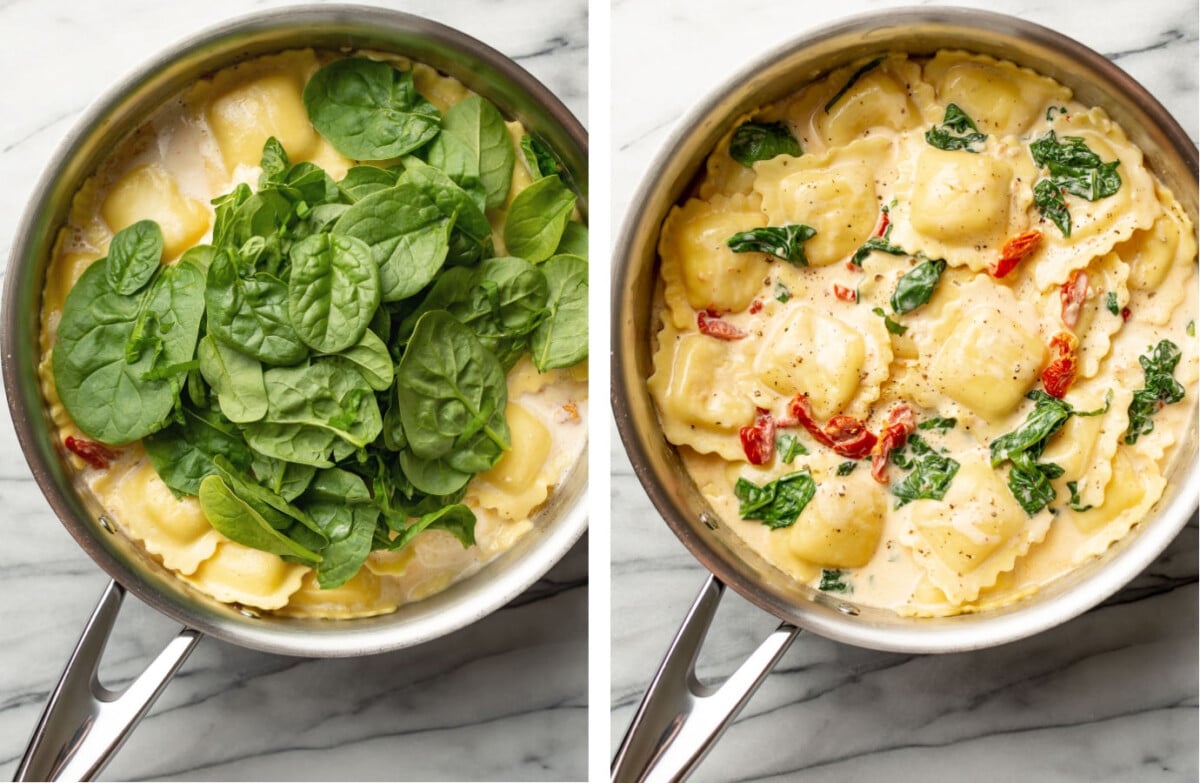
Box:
left=610, top=0, right=1198, bottom=781
left=0, top=1, right=587, bottom=780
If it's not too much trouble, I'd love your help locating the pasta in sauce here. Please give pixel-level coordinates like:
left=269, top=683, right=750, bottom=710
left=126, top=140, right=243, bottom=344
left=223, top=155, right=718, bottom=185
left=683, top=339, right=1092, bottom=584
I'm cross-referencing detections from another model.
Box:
left=39, top=49, right=588, bottom=619
left=649, top=51, right=1196, bottom=617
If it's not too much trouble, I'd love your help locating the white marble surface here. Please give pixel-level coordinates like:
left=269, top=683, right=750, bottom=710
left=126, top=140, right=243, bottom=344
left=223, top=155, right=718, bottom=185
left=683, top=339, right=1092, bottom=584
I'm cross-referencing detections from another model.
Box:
left=610, top=1, right=1198, bottom=780
left=0, top=1, right=587, bottom=780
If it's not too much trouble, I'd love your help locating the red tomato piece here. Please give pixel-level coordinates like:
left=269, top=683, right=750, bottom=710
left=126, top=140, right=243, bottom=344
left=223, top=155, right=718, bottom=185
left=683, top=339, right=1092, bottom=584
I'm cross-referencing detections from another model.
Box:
left=1042, top=331, right=1078, bottom=398
left=64, top=436, right=118, bottom=470
left=697, top=309, right=747, bottom=341
left=989, top=230, right=1042, bottom=278
left=875, top=209, right=890, bottom=237
left=833, top=284, right=857, bottom=302
left=869, top=403, right=916, bottom=484
left=786, top=394, right=877, bottom=458
left=1121, top=306, right=1132, bottom=322
left=1060, top=270, right=1089, bottom=328
left=749, top=299, right=763, bottom=315
left=739, top=409, right=776, bottom=465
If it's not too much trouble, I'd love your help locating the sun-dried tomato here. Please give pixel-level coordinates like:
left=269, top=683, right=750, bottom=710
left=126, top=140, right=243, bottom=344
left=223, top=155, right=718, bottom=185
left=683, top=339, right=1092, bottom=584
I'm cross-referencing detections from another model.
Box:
left=875, top=208, right=890, bottom=238
left=869, top=403, right=916, bottom=484
left=990, top=230, right=1042, bottom=279
left=833, top=284, right=857, bottom=302
left=749, top=299, right=763, bottom=315
left=1121, top=306, right=1132, bottom=322
left=786, top=394, right=877, bottom=459
left=739, top=408, right=776, bottom=465
left=697, top=309, right=747, bottom=341
left=1042, top=331, right=1078, bottom=398
left=64, top=436, right=118, bottom=470
left=1060, top=270, right=1089, bottom=328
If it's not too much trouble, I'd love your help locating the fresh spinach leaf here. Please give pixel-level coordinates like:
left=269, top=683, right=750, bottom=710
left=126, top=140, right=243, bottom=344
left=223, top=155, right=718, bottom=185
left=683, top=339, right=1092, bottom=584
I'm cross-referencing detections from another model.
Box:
left=728, top=121, right=801, bottom=167
left=924, top=104, right=987, bottom=152
left=531, top=254, right=587, bottom=371
left=242, top=421, right=338, bottom=468
left=197, top=335, right=268, bottom=423
left=329, top=328, right=394, bottom=391
left=198, top=475, right=322, bottom=563
left=251, top=453, right=317, bottom=502
left=503, top=174, right=576, bottom=263
left=1125, top=340, right=1185, bottom=444
left=396, top=310, right=510, bottom=462
left=520, top=134, right=560, bottom=180
left=398, top=157, right=493, bottom=259
left=205, top=249, right=308, bottom=365
left=398, top=450, right=474, bottom=496
left=338, top=166, right=400, bottom=203
left=332, top=181, right=451, bottom=302
left=260, top=361, right=382, bottom=449
left=106, top=220, right=163, bottom=295
left=288, top=232, right=380, bottom=353
left=555, top=222, right=588, bottom=260
left=386, top=503, right=476, bottom=551
left=53, top=259, right=202, bottom=444
left=426, top=95, right=514, bottom=210
left=891, top=258, right=946, bottom=315
left=298, top=468, right=377, bottom=588
left=726, top=224, right=817, bottom=266
left=734, top=469, right=817, bottom=529
left=144, top=405, right=254, bottom=498
left=302, top=57, right=441, bottom=160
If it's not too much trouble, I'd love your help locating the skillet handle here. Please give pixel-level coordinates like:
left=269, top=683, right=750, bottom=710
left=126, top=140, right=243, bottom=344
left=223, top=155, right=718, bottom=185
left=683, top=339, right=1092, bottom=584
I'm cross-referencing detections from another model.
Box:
left=611, top=574, right=800, bottom=783
left=15, top=580, right=202, bottom=782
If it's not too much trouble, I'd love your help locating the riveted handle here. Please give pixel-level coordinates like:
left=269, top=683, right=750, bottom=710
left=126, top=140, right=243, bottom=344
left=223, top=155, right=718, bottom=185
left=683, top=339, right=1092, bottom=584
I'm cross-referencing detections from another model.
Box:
left=611, top=574, right=799, bottom=783
left=15, top=580, right=202, bottom=782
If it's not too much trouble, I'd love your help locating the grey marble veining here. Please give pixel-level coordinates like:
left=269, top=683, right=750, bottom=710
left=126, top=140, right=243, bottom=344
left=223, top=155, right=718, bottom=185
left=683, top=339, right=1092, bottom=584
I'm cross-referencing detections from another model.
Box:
left=610, top=1, right=1198, bottom=781
left=0, top=1, right=587, bottom=780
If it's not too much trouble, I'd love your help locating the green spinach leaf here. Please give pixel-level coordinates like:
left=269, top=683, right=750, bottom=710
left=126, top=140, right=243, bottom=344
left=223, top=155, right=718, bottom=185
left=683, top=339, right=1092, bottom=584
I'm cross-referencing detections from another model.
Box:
left=1125, top=340, right=1185, bottom=444
left=531, top=254, right=587, bottom=371
left=302, top=57, right=441, bottom=160
left=426, top=95, right=514, bottom=210
left=198, top=475, right=322, bottom=563
left=819, top=569, right=851, bottom=593
left=776, top=434, right=808, bottom=464
left=891, top=258, right=946, bottom=315
left=890, top=434, right=959, bottom=508
left=824, top=56, right=886, bottom=112
left=734, top=470, right=817, bottom=529
left=106, top=220, right=163, bottom=295
left=520, top=134, right=560, bottom=180
left=144, top=405, right=254, bottom=498
left=555, top=222, right=588, bottom=259
left=726, top=224, right=816, bottom=266
left=205, top=249, right=308, bottom=365
left=728, top=122, right=801, bottom=167
left=924, top=104, right=987, bottom=152
left=197, top=335, right=268, bottom=423
left=288, top=232, right=380, bottom=353
left=503, top=174, right=576, bottom=263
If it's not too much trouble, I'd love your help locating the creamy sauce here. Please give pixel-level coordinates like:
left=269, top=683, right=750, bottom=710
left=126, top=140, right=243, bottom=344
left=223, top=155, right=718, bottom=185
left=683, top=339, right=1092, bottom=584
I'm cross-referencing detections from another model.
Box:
left=39, top=49, right=588, bottom=619
left=649, top=51, right=1196, bottom=617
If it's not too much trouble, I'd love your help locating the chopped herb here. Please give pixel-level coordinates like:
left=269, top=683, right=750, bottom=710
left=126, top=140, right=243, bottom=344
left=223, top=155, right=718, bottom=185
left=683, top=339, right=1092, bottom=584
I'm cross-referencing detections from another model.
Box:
left=891, top=257, right=947, bottom=315
left=872, top=306, right=908, bottom=335
left=1187, top=320, right=1195, bottom=337
left=849, top=234, right=908, bottom=267
left=819, top=568, right=851, bottom=593
left=990, top=389, right=1109, bottom=515
left=1124, top=340, right=1185, bottom=444
left=1045, top=105, right=1068, bottom=122
left=1030, top=130, right=1122, bottom=237
left=917, top=416, right=957, bottom=433
left=729, top=122, right=801, bottom=167
left=777, top=433, right=808, bottom=464
left=734, top=469, right=817, bottom=529
left=1066, top=480, right=1093, bottom=512
left=836, top=461, right=857, bottom=476
left=825, top=56, right=887, bottom=113
left=925, top=104, right=987, bottom=152
left=890, top=434, right=960, bottom=508
left=1105, top=291, right=1119, bottom=316
left=727, top=224, right=817, bottom=266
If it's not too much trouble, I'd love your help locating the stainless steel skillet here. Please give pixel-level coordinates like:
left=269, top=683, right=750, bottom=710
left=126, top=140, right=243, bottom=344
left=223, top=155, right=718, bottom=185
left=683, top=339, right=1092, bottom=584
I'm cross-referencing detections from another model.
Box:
left=2, top=6, right=588, bottom=780
left=610, top=9, right=1198, bottom=781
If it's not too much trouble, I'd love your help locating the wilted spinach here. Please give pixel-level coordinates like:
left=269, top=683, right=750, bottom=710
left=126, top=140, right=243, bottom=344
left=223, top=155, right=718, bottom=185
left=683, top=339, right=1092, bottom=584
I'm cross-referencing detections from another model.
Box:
left=728, top=121, right=801, bottom=167
left=1124, top=340, right=1185, bottom=444
left=734, top=470, right=818, bottom=529
left=726, top=224, right=817, bottom=266
left=924, top=104, right=987, bottom=152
